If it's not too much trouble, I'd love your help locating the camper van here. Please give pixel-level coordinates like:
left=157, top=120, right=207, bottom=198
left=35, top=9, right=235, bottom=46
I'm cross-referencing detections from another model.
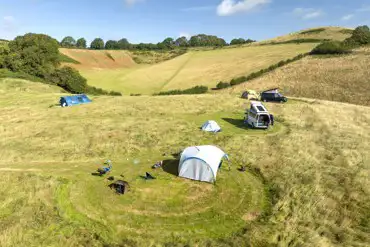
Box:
left=244, top=101, right=271, bottom=129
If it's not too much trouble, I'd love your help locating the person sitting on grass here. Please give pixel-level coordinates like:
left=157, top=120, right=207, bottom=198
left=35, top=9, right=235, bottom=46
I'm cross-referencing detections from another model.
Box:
left=97, top=160, right=112, bottom=176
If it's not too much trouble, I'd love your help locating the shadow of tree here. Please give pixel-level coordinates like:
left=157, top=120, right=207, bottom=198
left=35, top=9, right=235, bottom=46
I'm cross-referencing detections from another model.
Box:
left=162, top=159, right=179, bottom=176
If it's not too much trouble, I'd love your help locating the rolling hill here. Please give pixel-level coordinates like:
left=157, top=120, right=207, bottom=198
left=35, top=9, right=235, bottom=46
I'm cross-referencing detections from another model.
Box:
left=257, top=26, right=353, bottom=44
left=225, top=46, right=370, bottom=106
left=61, top=43, right=317, bottom=95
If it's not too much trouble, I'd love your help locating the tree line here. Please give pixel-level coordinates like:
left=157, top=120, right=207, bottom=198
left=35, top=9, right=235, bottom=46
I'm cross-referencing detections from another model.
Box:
left=0, top=33, right=121, bottom=95
left=60, top=35, right=256, bottom=50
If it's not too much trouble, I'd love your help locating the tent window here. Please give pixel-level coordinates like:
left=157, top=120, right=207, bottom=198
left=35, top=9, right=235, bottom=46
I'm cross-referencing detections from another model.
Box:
left=77, top=97, right=83, bottom=103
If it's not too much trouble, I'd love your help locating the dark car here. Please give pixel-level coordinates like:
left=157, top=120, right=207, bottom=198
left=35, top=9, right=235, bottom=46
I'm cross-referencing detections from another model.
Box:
left=261, top=92, right=288, bottom=103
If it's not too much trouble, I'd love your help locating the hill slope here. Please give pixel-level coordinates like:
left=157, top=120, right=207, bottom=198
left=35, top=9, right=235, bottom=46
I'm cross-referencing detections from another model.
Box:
left=78, top=43, right=316, bottom=94
left=258, top=26, right=352, bottom=44
left=60, top=48, right=136, bottom=69
left=0, top=80, right=369, bottom=246
left=225, top=47, right=370, bottom=106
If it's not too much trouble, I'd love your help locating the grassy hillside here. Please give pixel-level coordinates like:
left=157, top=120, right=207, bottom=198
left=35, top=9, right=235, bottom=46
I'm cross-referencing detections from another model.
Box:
left=0, top=79, right=369, bottom=246
left=258, top=26, right=352, bottom=45
left=59, top=48, right=136, bottom=69
left=226, top=47, right=370, bottom=106
left=79, top=43, right=316, bottom=95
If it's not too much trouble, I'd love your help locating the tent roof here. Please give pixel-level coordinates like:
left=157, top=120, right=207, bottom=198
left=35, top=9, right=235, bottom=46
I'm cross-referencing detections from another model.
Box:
left=179, top=145, right=227, bottom=179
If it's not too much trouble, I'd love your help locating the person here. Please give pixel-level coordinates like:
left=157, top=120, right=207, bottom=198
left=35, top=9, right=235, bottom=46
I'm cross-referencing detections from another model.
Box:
left=270, top=114, right=274, bottom=126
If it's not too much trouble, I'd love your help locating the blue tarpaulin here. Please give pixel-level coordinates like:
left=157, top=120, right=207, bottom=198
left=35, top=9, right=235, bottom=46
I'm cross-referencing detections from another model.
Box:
left=60, top=94, right=92, bottom=107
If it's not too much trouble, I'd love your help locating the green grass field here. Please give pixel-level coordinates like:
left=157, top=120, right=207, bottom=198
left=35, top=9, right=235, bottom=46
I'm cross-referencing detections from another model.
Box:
left=76, top=43, right=316, bottom=95
left=1, top=78, right=369, bottom=246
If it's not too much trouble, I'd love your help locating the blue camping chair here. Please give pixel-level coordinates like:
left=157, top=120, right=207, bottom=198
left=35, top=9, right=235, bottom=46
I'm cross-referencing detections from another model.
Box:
left=97, top=160, right=112, bottom=176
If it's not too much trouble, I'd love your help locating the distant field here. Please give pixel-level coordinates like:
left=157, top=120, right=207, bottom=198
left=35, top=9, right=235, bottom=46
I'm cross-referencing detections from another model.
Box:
left=77, top=43, right=316, bottom=95
left=225, top=47, right=370, bottom=106
left=258, top=26, right=352, bottom=45
left=0, top=78, right=369, bottom=246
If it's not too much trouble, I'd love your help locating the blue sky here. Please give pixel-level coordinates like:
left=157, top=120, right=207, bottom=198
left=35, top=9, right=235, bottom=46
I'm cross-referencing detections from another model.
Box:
left=1, top=0, right=370, bottom=44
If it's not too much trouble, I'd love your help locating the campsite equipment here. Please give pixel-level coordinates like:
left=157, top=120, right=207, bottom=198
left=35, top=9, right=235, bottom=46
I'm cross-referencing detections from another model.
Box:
left=244, top=101, right=271, bottom=129
left=241, top=90, right=260, bottom=100
left=109, top=180, right=130, bottom=195
left=60, top=94, right=92, bottom=107
left=260, top=88, right=287, bottom=103
left=142, top=172, right=156, bottom=180
left=178, top=145, right=229, bottom=183
left=152, top=161, right=163, bottom=169
left=97, top=160, right=112, bottom=176
left=201, top=120, right=221, bottom=133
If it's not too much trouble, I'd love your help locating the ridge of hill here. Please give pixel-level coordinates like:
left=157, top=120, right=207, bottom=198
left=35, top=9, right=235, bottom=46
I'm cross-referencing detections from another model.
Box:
left=257, top=26, right=353, bottom=45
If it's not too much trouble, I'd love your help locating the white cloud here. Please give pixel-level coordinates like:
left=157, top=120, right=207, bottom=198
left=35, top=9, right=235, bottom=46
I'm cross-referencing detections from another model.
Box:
left=341, top=14, right=354, bottom=21
left=124, top=0, right=145, bottom=6
left=293, top=8, right=324, bottom=20
left=217, top=0, right=271, bottom=16
left=179, top=32, right=191, bottom=39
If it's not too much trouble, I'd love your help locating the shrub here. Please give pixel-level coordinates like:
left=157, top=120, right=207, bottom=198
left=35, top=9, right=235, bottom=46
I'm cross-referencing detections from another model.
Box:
left=49, top=67, right=87, bottom=94
left=344, top=25, right=370, bottom=47
left=310, top=41, right=349, bottom=55
left=216, top=81, right=230, bottom=89
left=156, top=86, right=208, bottom=96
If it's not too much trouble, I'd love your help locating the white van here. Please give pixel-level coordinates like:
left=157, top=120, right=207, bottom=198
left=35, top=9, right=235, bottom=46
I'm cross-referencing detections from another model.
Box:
left=244, top=101, right=271, bottom=129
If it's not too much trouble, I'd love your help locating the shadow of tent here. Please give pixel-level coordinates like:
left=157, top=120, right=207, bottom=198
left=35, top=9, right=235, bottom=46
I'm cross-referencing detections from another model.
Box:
left=162, top=159, right=179, bottom=176
left=222, top=118, right=249, bottom=130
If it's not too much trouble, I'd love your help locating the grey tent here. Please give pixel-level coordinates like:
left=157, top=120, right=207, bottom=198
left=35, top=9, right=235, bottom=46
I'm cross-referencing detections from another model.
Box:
left=178, top=145, right=229, bottom=183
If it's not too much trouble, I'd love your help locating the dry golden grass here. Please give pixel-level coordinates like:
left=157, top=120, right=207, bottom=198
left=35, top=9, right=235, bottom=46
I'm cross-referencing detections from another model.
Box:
left=0, top=78, right=369, bottom=246
left=79, top=43, right=316, bottom=94
left=225, top=47, right=370, bottom=106
left=258, top=26, right=352, bottom=44
left=59, top=48, right=136, bottom=69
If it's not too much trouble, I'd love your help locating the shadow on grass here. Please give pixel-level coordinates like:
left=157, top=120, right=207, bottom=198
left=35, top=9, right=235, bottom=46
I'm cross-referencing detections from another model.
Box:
left=222, top=118, right=249, bottom=130
left=91, top=172, right=103, bottom=176
left=162, top=159, right=179, bottom=176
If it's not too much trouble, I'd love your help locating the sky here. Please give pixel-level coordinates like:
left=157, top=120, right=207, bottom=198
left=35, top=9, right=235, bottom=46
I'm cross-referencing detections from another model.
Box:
left=0, top=0, right=370, bottom=44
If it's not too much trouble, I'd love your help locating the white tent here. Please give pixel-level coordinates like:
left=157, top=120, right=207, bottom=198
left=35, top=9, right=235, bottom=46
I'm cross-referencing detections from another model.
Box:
left=201, top=120, right=221, bottom=133
left=179, top=145, right=229, bottom=183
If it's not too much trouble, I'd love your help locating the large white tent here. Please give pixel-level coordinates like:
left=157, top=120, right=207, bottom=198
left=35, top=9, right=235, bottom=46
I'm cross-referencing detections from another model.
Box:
left=178, top=145, right=228, bottom=183
left=201, top=120, right=221, bottom=133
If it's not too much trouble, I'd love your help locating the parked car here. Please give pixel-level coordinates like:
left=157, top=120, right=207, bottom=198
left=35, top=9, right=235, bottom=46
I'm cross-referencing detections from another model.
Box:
left=244, top=101, right=271, bottom=129
left=260, top=88, right=287, bottom=103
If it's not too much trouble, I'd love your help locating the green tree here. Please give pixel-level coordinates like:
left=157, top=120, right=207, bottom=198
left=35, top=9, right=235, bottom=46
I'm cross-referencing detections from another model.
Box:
left=60, top=36, right=76, bottom=48
left=161, top=37, right=175, bottom=49
left=5, top=33, right=60, bottom=77
left=175, top=37, right=188, bottom=47
left=90, top=38, right=105, bottom=50
left=117, top=38, right=131, bottom=49
left=349, top=25, right=370, bottom=45
left=50, top=67, right=87, bottom=93
left=105, top=40, right=119, bottom=50
left=76, top=38, right=87, bottom=48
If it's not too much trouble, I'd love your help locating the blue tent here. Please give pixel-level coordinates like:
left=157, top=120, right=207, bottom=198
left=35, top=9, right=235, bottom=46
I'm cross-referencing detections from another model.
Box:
left=60, top=94, right=92, bottom=107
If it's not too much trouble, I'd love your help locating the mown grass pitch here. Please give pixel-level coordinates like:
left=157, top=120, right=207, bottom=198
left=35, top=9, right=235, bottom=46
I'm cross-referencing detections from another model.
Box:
left=78, top=43, right=316, bottom=95
left=0, top=79, right=369, bottom=246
